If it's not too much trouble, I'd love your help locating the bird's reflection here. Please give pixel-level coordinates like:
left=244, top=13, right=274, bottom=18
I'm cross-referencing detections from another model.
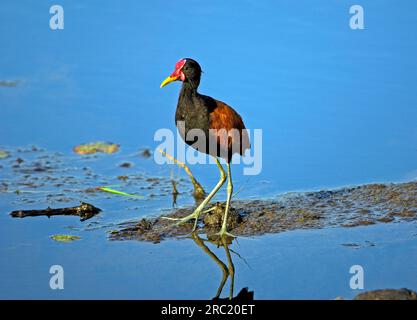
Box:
left=190, top=232, right=254, bottom=301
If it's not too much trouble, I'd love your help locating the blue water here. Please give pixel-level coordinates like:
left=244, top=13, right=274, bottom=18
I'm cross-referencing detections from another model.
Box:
left=1, top=0, right=417, bottom=299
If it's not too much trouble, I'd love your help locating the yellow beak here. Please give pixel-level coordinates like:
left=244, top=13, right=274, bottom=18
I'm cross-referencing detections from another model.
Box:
left=160, top=75, right=179, bottom=88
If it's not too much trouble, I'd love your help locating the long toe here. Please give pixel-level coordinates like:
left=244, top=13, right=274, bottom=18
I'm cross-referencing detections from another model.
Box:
left=161, top=216, right=183, bottom=221
left=174, top=212, right=199, bottom=226
left=214, top=230, right=236, bottom=239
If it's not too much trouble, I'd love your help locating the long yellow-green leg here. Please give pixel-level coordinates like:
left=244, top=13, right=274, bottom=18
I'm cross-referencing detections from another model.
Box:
left=216, top=163, right=235, bottom=238
left=164, top=158, right=226, bottom=231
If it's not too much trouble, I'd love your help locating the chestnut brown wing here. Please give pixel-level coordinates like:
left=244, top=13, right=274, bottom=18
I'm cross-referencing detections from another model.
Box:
left=209, top=99, right=250, bottom=162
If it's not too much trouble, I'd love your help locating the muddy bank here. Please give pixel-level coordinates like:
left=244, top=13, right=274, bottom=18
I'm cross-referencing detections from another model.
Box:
left=353, top=288, right=417, bottom=300
left=111, top=181, right=417, bottom=242
left=335, top=288, right=417, bottom=300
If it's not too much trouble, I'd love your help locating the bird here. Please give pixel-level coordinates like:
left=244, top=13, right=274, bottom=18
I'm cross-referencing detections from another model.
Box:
left=160, top=58, right=250, bottom=237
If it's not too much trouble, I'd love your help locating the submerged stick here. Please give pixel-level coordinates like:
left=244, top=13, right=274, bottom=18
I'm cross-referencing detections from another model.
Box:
left=10, top=202, right=101, bottom=221
left=158, top=149, right=205, bottom=198
left=170, top=170, right=179, bottom=196
left=170, top=170, right=179, bottom=207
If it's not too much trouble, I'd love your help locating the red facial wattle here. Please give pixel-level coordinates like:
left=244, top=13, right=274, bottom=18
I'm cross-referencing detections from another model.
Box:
left=171, top=59, right=186, bottom=81
left=160, top=59, right=187, bottom=88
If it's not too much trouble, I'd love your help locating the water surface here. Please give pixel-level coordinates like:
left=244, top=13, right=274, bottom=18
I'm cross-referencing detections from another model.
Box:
left=1, top=0, right=417, bottom=299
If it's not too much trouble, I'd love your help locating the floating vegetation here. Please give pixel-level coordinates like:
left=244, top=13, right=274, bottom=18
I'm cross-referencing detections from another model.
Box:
left=73, top=142, right=120, bottom=155
left=119, top=162, right=134, bottom=168
left=0, top=150, right=10, bottom=159
left=97, top=186, right=143, bottom=198
left=139, top=148, right=152, bottom=158
left=0, top=80, right=20, bottom=87
left=50, top=234, right=81, bottom=242
left=1, top=146, right=174, bottom=206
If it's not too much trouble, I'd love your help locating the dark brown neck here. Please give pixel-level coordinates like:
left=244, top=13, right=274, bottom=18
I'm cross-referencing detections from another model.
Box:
left=180, top=79, right=198, bottom=96
left=178, top=80, right=198, bottom=109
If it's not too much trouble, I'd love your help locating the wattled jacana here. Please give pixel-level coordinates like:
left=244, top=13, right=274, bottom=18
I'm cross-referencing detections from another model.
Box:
left=160, top=58, right=250, bottom=237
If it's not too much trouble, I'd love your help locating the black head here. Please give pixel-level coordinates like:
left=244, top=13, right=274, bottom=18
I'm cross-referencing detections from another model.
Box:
left=182, top=58, right=202, bottom=87
left=160, top=58, right=202, bottom=89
